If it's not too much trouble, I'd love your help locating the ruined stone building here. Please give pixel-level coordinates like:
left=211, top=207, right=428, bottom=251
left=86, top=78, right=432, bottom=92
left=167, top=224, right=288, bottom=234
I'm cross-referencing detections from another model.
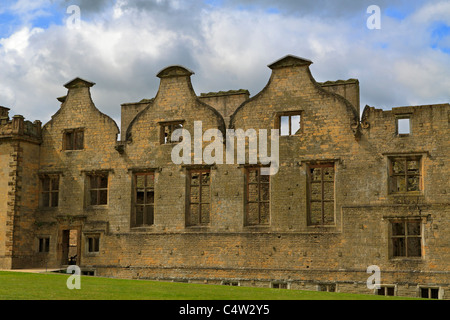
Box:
left=0, top=55, right=449, bottom=299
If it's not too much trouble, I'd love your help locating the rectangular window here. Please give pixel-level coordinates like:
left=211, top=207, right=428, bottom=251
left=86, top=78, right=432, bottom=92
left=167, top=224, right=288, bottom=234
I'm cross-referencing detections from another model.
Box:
left=187, top=170, right=211, bottom=226
left=376, top=286, right=395, bottom=296
left=396, top=116, right=411, bottom=135
left=160, top=121, right=184, bottom=144
left=308, top=163, right=335, bottom=226
left=278, top=112, right=302, bottom=136
left=64, top=128, right=84, bottom=150
left=133, top=173, right=155, bottom=227
left=271, top=282, right=288, bottom=289
left=86, top=235, right=100, bottom=253
left=318, top=284, right=336, bottom=292
left=38, top=237, right=50, bottom=253
left=245, top=167, right=270, bottom=226
left=389, top=156, right=421, bottom=193
left=391, top=219, right=422, bottom=258
left=88, top=173, right=108, bottom=206
left=420, top=287, right=439, bottom=299
left=40, top=175, right=59, bottom=208
left=222, top=281, right=239, bottom=286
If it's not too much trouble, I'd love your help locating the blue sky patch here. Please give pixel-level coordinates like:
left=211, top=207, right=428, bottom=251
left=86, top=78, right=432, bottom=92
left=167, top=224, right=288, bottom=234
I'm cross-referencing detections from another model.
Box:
left=430, top=22, right=450, bottom=54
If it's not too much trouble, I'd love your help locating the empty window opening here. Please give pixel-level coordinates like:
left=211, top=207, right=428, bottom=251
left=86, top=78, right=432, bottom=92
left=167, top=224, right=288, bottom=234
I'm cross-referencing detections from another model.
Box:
left=222, top=281, right=239, bottom=286
left=133, top=173, right=155, bottom=227
left=245, top=167, right=270, bottom=226
left=376, top=286, right=395, bottom=296
left=40, top=175, right=59, bottom=208
left=64, top=128, right=84, bottom=150
left=86, top=235, right=100, bottom=253
left=389, top=156, right=421, bottom=193
left=38, top=237, right=50, bottom=253
left=88, top=174, right=108, bottom=206
left=397, top=117, right=410, bottom=135
left=318, top=283, right=336, bottom=292
left=279, top=113, right=301, bottom=136
left=308, top=163, right=335, bottom=226
left=420, top=287, right=439, bottom=299
left=160, top=121, right=184, bottom=144
left=271, top=282, right=288, bottom=289
left=187, top=170, right=211, bottom=226
left=391, top=219, right=422, bottom=258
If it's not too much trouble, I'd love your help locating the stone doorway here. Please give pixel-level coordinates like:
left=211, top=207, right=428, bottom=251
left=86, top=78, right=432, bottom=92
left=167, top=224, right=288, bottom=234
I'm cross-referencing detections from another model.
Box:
left=59, top=227, right=81, bottom=266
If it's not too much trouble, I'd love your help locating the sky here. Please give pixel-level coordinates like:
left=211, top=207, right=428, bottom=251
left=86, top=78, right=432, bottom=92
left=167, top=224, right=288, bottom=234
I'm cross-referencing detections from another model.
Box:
left=0, top=0, right=449, bottom=130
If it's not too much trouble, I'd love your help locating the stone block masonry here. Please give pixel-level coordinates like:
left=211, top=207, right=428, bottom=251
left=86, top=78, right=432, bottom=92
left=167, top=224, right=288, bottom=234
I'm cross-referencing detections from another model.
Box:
left=0, top=55, right=448, bottom=299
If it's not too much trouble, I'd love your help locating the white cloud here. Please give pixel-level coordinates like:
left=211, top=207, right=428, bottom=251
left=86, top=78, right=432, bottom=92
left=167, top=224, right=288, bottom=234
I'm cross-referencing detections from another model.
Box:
left=0, top=0, right=448, bottom=129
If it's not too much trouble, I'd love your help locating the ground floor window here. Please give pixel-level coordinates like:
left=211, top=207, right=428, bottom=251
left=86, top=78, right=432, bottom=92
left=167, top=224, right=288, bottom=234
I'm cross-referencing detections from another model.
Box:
left=420, top=287, right=440, bottom=299
left=376, top=286, right=395, bottom=296
left=38, top=237, right=50, bottom=253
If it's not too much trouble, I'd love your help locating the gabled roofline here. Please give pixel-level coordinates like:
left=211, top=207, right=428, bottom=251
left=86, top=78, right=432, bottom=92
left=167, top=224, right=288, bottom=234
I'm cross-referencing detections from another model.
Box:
left=267, top=54, right=313, bottom=69
left=156, top=65, right=195, bottom=78
left=64, top=77, right=96, bottom=89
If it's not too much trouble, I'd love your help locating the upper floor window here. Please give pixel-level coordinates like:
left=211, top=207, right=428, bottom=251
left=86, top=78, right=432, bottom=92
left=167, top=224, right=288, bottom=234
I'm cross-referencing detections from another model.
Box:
left=388, top=156, right=422, bottom=193
left=245, top=167, right=270, bottom=226
left=40, top=175, right=59, bottom=208
left=278, top=112, right=302, bottom=136
left=307, top=163, right=335, bottom=226
left=187, top=169, right=211, bottom=226
left=88, top=173, right=108, bottom=206
left=396, top=116, right=411, bottom=136
left=63, top=128, right=84, bottom=150
left=132, top=172, right=155, bottom=227
left=159, top=121, right=184, bottom=144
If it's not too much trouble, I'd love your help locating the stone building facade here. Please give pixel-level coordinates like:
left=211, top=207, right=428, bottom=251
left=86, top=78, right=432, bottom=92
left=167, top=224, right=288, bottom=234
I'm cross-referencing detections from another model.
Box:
left=0, top=55, right=449, bottom=299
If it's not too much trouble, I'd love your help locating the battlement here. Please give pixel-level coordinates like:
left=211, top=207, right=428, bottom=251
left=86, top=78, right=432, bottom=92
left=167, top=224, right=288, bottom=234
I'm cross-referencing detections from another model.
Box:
left=0, top=109, right=42, bottom=143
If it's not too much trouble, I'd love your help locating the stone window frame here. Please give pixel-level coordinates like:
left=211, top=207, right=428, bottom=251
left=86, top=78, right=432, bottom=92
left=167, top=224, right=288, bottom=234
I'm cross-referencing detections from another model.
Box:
left=306, top=162, right=336, bottom=226
left=63, top=127, right=84, bottom=151
left=418, top=286, right=441, bottom=299
left=82, top=170, right=111, bottom=208
left=271, top=281, right=288, bottom=289
left=375, top=285, right=397, bottom=296
left=275, top=111, right=303, bottom=136
left=387, top=155, right=423, bottom=195
left=37, top=236, right=50, bottom=253
left=39, top=173, right=60, bottom=208
left=221, top=281, right=240, bottom=286
left=84, top=233, right=101, bottom=255
left=318, top=283, right=337, bottom=292
left=388, top=218, right=423, bottom=259
left=395, top=114, right=412, bottom=136
left=244, top=166, right=270, bottom=227
left=132, top=171, right=155, bottom=228
left=186, top=168, right=211, bottom=227
left=159, top=120, right=184, bottom=145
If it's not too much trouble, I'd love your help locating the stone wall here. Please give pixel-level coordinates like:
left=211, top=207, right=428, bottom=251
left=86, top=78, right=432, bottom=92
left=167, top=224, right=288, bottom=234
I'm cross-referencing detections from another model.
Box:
left=0, top=55, right=448, bottom=299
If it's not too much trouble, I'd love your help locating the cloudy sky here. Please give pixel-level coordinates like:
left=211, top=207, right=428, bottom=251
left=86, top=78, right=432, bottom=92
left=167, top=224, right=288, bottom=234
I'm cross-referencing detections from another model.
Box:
left=0, top=0, right=449, bottom=130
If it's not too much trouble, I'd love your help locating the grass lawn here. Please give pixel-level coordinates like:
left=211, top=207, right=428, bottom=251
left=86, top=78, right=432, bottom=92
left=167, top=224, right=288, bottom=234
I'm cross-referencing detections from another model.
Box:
left=0, top=271, right=419, bottom=300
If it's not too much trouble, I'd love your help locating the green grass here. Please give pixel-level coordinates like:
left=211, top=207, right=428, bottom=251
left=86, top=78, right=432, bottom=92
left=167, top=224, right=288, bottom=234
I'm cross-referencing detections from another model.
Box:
left=0, top=271, right=418, bottom=300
